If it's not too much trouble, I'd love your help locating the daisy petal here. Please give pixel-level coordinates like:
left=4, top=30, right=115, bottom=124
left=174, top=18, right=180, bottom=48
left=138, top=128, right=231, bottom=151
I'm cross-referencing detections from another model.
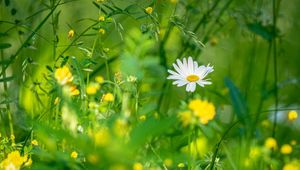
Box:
left=173, top=80, right=188, bottom=87
left=168, top=69, right=180, bottom=76
left=189, top=82, right=196, bottom=92
left=173, top=63, right=185, bottom=76
left=193, top=61, right=198, bottom=72
left=183, top=58, right=187, bottom=69
left=186, top=83, right=191, bottom=92
left=197, top=82, right=205, bottom=87
left=195, top=65, right=206, bottom=76
left=177, top=59, right=188, bottom=76
left=167, top=75, right=183, bottom=80
left=188, top=57, right=194, bottom=74
left=200, top=80, right=212, bottom=85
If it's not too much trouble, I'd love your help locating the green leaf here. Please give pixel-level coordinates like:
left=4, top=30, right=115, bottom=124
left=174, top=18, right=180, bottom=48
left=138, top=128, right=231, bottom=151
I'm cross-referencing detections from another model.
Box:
left=0, top=32, right=8, bottom=37
left=46, top=65, right=53, bottom=72
left=4, top=0, right=10, bottom=6
left=225, top=78, right=249, bottom=125
left=0, top=60, right=10, bottom=65
left=0, top=43, right=12, bottom=49
left=129, top=117, right=176, bottom=149
left=247, top=23, right=276, bottom=41
left=0, top=99, right=14, bottom=105
left=0, top=76, right=14, bottom=83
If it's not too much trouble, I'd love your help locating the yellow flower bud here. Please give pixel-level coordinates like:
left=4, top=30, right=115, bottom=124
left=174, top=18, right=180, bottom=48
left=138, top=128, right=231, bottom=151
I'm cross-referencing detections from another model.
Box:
left=99, top=28, right=106, bottom=34
left=103, top=93, right=114, bottom=102
left=95, top=76, right=104, bottom=83
left=98, top=16, right=105, bottom=21
left=133, top=162, right=143, bottom=170
left=69, top=85, right=80, bottom=96
left=86, top=84, right=100, bottom=95
left=31, top=139, right=38, bottom=146
left=68, top=29, right=75, bottom=38
left=145, top=7, right=153, bottom=14
left=55, top=66, right=74, bottom=85
left=264, top=137, right=277, bottom=150
left=71, top=151, right=78, bottom=159
left=288, top=110, right=298, bottom=121
left=281, top=144, right=292, bottom=154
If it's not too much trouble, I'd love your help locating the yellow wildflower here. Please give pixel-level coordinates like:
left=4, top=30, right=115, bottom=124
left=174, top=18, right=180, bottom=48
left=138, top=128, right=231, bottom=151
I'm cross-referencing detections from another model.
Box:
left=0, top=151, right=26, bottom=170
left=24, top=158, right=32, bottom=166
left=31, top=139, right=38, bottom=146
left=94, top=128, right=110, bottom=146
left=281, top=144, right=292, bottom=154
left=70, top=85, right=80, bottom=96
left=178, top=111, right=193, bottom=127
left=103, top=93, right=114, bottom=102
left=55, top=66, right=73, bottom=85
left=145, top=7, right=153, bottom=14
left=188, top=99, right=216, bottom=124
left=86, top=84, right=100, bottom=95
left=71, top=151, right=78, bottom=159
left=98, top=16, right=105, bottom=21
left=288, top=110, right=298, bottom=121
left=99, top=28, right=106, bottom=34
left=95, top=76, right=104, bottom=83
left=68, top=29, right=75, bottom=38
left=283, top=162, right=300, bottom=170
left=264, top=137, right=277, bottom=150
left=133, top=162, right=143, bottom=170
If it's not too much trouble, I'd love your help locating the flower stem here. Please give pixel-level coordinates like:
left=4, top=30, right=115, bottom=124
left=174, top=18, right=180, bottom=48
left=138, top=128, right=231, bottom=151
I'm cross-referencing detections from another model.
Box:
left=1, top=49, right=14, bottom=142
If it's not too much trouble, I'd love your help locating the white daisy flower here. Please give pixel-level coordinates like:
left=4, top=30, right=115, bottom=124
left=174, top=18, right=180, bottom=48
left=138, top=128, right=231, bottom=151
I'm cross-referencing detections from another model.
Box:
left=167, top=56, right=214, bottom=92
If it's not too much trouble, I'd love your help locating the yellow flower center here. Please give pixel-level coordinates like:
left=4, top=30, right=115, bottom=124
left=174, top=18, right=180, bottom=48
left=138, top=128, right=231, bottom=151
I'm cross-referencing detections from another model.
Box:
left=186, top=75, right=199, bottom=82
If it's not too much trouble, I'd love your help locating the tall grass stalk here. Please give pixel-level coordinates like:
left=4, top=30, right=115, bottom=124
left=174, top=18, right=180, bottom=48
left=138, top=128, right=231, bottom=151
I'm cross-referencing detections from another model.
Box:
left=1, top=49, right=14, bottom=142
left=0, top=0, right=62, bottom=76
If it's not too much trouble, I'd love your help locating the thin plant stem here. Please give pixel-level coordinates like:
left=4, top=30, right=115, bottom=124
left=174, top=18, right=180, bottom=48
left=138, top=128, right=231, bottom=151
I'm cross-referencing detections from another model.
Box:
left=210, top=121, right=239, bottom=170
left=254, top=43, right=272, bottom=125
left=149, top=144, right=168, bottom=170
left=187, top=129, right=193, bottom=170
left=51, top=0, right=58, bottom=60
left=0, top=0, right=62, bottom=76
left=1, top=50, right=14, bottom=142
left=271, top=0, right=279, bottom=138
